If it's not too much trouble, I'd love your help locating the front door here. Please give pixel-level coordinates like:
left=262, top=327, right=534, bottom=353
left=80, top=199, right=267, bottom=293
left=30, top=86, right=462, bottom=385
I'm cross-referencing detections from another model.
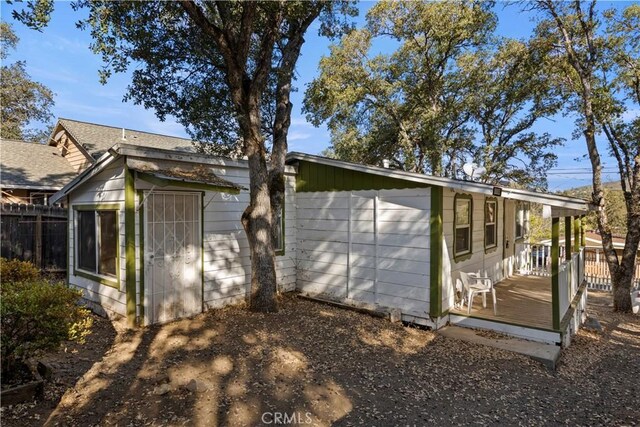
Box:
left=144, top=192, right=202, bottom=324
left=503, top=199, right=516, bottom=278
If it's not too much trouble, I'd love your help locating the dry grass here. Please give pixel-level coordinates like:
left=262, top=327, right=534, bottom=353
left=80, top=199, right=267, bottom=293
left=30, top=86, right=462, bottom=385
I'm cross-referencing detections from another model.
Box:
left=2, top=292, right=638, bottom=426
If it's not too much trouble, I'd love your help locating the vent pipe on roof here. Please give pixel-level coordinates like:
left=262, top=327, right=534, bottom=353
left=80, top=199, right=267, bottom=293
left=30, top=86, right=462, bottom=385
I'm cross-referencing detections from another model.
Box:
left=122, top=128, right=126, bottom=140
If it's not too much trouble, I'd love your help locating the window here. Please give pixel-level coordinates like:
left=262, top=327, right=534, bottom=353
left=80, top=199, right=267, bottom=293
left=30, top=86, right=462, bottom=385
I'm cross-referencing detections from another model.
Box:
left=272, top=203, right=284, bottom=254
left=76, top=208, right=118, bottom=278
left=454, top=195, right=472, bottom=258
left=515, top=201, right=526, bottom=239
left=485, top=198, right=498, bottom=250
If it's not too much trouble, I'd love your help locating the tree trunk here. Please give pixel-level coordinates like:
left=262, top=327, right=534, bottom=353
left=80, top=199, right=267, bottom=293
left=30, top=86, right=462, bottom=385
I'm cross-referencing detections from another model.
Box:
left=240, top=106, right=278, bottom=313
left=612, top=212, right=640, bottom=312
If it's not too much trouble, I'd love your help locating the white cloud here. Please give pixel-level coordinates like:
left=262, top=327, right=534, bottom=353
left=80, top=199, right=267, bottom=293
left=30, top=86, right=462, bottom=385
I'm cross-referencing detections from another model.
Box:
left=287, top=130, right=312, bottom=141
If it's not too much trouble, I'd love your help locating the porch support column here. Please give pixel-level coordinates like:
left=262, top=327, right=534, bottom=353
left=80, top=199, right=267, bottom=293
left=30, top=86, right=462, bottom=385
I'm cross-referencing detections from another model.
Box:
left=552, top=217, right=560, bottom=330
left=573, top=216, right=580, bottom=252
left=565, top=216, right=572, bottom=257
left=580, top=215, right=585, bottom=246
left=124, top=165, right=137, bottom=328
left=429, top=186, right=443, bottom=318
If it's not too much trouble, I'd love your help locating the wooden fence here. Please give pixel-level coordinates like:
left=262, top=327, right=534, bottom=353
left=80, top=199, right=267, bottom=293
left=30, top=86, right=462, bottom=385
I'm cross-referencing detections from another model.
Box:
left=584, top=248, right=640, bottom=292
left=0, top=203, right=67, bottom=271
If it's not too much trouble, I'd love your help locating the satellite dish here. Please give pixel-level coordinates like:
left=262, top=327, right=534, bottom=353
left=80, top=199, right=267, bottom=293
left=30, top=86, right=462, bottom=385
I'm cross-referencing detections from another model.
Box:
left=462, top=163, right=486, bottom=181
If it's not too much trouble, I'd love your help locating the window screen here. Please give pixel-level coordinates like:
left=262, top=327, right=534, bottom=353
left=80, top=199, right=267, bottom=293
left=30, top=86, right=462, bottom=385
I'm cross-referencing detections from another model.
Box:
left=98, top=211, right=117, bottom=276
left=78, top=210, right=96, bottom=272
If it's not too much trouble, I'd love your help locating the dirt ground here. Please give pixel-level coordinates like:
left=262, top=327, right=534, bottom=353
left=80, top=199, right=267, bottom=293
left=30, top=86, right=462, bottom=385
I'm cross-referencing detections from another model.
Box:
left=2, top=291, right=638, bottom=426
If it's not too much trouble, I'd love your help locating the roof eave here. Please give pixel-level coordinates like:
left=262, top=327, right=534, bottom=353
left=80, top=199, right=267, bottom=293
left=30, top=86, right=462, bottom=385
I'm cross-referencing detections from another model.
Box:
left=286, top=152, right=592, bottom=212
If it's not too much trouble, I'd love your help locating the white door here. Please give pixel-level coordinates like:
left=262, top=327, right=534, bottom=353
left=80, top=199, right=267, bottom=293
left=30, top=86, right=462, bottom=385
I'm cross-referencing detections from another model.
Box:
left=145, top=192, right=202, bottom=324
left=503, top=199, right=516, bottom=278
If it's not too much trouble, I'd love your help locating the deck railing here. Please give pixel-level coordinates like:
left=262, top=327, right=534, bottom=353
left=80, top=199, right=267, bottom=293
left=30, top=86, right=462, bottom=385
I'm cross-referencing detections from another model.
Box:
left=515, top=243, right=569, bottom=277
left=558, top=250, right=583, bottom=317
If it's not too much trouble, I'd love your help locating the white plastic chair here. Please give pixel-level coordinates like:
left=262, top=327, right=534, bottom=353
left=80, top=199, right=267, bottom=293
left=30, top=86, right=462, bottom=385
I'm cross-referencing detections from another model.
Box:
left=459, top=271, right=497, bottom=315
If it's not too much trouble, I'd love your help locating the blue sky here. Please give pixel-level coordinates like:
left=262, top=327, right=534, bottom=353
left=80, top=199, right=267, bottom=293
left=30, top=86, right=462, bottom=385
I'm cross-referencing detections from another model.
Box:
left=1, top=1, right=631, bottom=191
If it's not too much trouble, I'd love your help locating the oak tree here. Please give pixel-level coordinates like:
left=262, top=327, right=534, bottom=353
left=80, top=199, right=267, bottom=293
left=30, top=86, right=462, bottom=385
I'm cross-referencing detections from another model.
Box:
left=13, top=0, right=355, bottom=312
left=533, top=0, right=639, bottom=311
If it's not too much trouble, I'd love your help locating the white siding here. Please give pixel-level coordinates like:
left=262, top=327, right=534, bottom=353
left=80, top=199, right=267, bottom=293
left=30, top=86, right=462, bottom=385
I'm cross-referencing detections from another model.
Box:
left=198, top=167, right=297, bottom=310
left=442, top=191, right=507, bottom=312
left=68, top=159, right=127, bottom=318
left=296, top=188, right=431, bottom=319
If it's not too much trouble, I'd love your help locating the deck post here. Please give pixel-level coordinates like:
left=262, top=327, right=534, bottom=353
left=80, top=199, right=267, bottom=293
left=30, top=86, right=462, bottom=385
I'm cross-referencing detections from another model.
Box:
left=552, top=217, right=560, bottom=330
left=580, top=215, right=585, bottom=246
left=429, top=186, right=443, bottom=318
left=573, top=217, right=580, bottom=252
left=565, top=216, right=572, bottom=257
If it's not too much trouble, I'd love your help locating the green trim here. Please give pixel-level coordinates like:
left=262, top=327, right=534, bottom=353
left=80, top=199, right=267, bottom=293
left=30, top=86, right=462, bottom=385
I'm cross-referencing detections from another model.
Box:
left=125, top=166, right=136, bottom=327
left=565, top=216, right=572, bottom=256
left=136, top=171, right=240, bottom=194
left=453, top=193, right=473, bottom=262
left=573, top=216, right=580, bottom=252
left=295, top=160, right=431, bottom=192
left=74, top=269, right=119, bottom=288
left=275, top=200, right=285, bottom=256
left=71, top=206, right=121, bottom=289
left=551, top=217, right=560, bottom=330
left=580, top=215, right=585, bottom=246
left=429, top=186, right=443, bottom=317
left=201, top=192, right=205, bottom=313
left=137, top=190, right=145, bottom=324
left=484, top=197, right=498, bottom=253
left=73, top=203, right=121, bottom=211
left=67, top=204, right=71, bottom=285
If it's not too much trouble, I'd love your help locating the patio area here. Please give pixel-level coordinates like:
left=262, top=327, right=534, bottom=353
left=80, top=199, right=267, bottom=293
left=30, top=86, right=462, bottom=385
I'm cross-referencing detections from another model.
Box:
left=451, top=274, right=553, bottom=330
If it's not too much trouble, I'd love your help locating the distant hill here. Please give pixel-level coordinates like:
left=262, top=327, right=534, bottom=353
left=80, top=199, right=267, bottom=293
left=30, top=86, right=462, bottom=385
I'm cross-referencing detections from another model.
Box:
left=560, top=181, right=622, bottom=199
left=560, top=181, right=626, bottom=236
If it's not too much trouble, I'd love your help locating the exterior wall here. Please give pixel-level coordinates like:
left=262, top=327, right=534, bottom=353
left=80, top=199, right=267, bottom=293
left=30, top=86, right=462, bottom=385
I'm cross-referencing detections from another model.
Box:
left=67, top=159, right=127, bottom=319
left=442, top=191, right=506, bottom=313
left=52, top=131, right=93, bottom=172
left=199, top=166, right=297, bottom=309
left=296, top=188, right=432, bottom=320
left=133, top=161, right=297, bottom=316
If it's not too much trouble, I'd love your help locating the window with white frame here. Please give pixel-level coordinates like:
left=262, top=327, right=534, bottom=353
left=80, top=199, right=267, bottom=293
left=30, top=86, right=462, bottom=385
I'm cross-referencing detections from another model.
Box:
left=485, top=198, right=498, bottom=249
left=77, top=209, right=118, bottom=277
left=454, top=195, right=472, bottom=257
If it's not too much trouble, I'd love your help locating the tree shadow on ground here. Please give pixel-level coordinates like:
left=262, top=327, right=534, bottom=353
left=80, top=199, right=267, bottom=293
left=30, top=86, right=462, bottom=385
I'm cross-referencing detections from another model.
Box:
left=12, top=292, right=638, bottom=426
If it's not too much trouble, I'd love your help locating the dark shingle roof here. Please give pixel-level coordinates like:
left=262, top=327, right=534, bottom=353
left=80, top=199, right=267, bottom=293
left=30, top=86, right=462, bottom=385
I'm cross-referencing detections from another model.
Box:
left=0, top=139, right=77, bottom=190
left=58, top=118, right=196, bottom=159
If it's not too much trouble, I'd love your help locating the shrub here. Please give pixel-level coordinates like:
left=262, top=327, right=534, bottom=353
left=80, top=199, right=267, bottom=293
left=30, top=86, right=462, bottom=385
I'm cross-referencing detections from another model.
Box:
left=0, top=257, right=41, bottom=283
left=0, top=280, right=93, bottom=381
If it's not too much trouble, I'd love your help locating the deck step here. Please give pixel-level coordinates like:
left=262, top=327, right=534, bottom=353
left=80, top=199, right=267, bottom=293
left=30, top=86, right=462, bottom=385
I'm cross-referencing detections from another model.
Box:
left=439, top=325, right=561, bottom=370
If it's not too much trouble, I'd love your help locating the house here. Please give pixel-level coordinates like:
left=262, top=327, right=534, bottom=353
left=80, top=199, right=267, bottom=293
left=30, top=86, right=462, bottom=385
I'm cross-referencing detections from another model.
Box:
left=1, top=119, right=198, bottom=204
left=48, top=118, right=197, bottom=173
left=0, top=138, right=77, bottom=204
left=50, top=145, right=591, bottom=347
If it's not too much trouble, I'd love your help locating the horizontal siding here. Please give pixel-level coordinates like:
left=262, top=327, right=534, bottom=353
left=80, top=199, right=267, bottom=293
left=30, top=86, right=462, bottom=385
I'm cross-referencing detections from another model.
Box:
left=202, top=169, right=297, bottom=308
left=296, top=188, right=431, bottom=318
left=68, top=161, right=127, bottom=318
left=443, top=191, right=508, bottom=312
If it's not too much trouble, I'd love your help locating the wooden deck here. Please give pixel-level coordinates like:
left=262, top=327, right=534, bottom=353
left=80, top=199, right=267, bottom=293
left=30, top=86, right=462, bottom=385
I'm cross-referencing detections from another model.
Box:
left=450, top=274, right=553, bottom=330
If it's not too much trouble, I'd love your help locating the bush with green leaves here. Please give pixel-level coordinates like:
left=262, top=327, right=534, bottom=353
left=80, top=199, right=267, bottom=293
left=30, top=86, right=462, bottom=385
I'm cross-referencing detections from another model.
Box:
left=0, top=257, right=41, bottom=283
left=0, top=279, right=93, bottom=380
